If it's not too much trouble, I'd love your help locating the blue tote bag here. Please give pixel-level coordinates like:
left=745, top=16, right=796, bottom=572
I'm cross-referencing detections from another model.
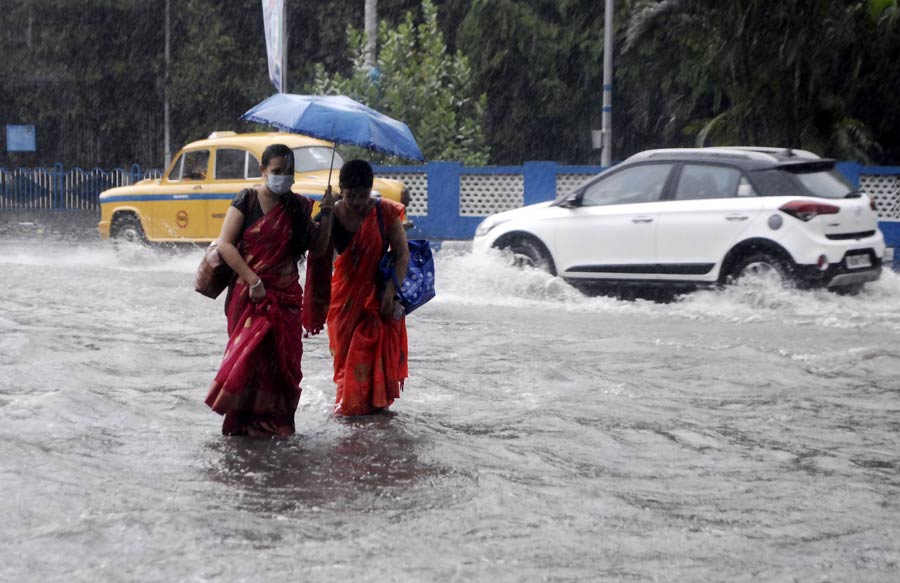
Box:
left=376, top=199, right=436, bottom=315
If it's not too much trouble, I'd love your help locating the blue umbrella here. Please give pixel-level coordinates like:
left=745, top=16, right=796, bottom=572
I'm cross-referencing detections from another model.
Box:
left=240, top=94, right=425, bottom=168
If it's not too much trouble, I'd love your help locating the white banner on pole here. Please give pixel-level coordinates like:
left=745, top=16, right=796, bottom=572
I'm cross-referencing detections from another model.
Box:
left=262, top=0, right=285, bottom=92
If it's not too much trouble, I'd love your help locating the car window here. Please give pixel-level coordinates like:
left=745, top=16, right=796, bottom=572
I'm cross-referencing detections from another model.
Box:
left=674, top=165, right=742, bottom=200
left=169, top=150, right=210, bottom=181
left=292, top=146, right=344, bottom=173
left=582, top=164, right=672, bottom=206
left=166, top=154, right=183, bottom=182
left=214, top=149, right=262, bottom=180
left=215, top=149, right=246, bottom=180
left=246, top=152, right=262, bottom=179
left=789, top=167, right=855, bottom=199
left=749, top=165, right=853, bottom=199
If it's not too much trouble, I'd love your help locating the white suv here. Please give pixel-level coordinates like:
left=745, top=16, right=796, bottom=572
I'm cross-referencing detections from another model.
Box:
left=472, top=147, right=885, bottom=294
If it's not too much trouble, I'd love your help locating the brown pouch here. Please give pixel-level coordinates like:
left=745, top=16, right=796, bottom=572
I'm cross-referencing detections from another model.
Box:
left=194, top=241, right=233, bottom=299
left=194, top=188, right=258, bottom=299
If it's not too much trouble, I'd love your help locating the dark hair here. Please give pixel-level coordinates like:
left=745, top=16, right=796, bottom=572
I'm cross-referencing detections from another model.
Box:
left=339, top=159, right=374, bottom=189
left=261, top=143, right=294, bottom=171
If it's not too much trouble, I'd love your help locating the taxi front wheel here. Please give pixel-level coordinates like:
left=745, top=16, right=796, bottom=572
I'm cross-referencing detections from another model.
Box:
left=111, top=215, right=148, bottom=246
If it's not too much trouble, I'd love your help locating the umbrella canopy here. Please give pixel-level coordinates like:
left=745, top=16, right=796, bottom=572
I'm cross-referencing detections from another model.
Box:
left=241, top=94, right=425, bottom=162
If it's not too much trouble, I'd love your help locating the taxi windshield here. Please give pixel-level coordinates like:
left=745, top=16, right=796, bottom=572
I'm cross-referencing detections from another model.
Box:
left=292, top=146, right=344, bottom=173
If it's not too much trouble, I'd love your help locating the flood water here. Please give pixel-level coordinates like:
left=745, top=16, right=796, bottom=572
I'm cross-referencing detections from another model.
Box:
left=1, top=237, right=899, bottom=582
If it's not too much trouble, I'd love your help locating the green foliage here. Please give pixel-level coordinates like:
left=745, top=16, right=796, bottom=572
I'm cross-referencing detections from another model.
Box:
left=621, top=0, right=900, bottom=163
left=311, top=0, right=488, bottom=165
left=0, top=0, right=165, bottom=167
left=459, top=0, right=606, bottom=164
left=168, top=0, right=271, bottom=148
left=2, top=0, right=900, bottom=167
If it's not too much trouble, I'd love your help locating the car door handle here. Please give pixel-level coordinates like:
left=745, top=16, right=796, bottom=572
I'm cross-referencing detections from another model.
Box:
left=192, top=185, right=203, bottom=190
left=631, top=217, right=654, bottom=223
left=726, top=214, right=748, bottom=221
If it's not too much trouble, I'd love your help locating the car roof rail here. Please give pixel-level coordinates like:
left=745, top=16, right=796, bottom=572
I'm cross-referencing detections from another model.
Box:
left=626, top=148, right=761, bottom=161
left=716, top=146, right=820, bottom=160
left=625, top=146, right=822, bottom=163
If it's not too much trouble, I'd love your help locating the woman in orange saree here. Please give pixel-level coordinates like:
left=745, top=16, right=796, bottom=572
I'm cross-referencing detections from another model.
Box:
left=327, top=160, right=410, bottom=416
left=205, top=144, right=334, bottom=436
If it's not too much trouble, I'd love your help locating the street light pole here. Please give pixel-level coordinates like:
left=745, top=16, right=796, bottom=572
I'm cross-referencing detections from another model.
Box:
left=601, top=0, right=614, bottom=167
left=281, top=0, right=288, bottom=92
left=164, top=0, right=171, bottom=169
left=365, top=0, right=377, bottom=70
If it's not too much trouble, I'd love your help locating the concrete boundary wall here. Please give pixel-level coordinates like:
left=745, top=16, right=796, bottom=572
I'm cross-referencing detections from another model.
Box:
left=376, top=161, right=900, bottom=248
left=3, top=161, right=899, bottom=251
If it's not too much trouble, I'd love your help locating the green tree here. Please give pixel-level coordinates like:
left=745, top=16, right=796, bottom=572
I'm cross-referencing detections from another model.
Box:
left=624, top=0, right=900, bottom=162
left=168, top=0, right=271, bottom=150
left=310, top=0, right=489, bottom=164
left=0, top=0, right=164, bottom=168
left=2, top=0, right=900, bottom=168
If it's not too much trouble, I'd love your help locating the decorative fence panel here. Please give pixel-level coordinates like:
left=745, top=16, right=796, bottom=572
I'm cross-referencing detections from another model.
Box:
left=378, top=171, right=428, bottom=216
left=556, top=173, right=597, bottom=197
left=861, top=174, right=900, bottom=220
left=459, top=171, right=524, bottom=215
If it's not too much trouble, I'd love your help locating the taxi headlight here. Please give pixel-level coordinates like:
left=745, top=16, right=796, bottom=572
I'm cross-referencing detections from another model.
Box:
left=475, top=215, right=511, bottom=237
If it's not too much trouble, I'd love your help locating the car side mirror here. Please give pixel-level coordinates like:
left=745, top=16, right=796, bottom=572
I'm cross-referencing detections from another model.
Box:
left=557, top=194, right=581, bottom=208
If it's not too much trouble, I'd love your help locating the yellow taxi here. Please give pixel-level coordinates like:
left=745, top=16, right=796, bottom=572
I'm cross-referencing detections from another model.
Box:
left=98, top=131, right=409, bottom=243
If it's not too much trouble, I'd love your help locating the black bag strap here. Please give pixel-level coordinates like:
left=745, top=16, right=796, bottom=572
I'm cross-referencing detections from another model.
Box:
left=376, top=198, right=411, bottom=303
left=238, top=187, right=259, bottom=243
left=375, top=198, right=389, bottom=256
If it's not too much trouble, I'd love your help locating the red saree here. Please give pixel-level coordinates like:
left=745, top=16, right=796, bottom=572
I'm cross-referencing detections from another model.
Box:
left=205, top=197, right=330, bottom=436
left=327, top=199, right=409, bottom=416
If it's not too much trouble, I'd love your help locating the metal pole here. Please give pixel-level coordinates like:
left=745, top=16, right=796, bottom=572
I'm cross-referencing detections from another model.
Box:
left=365, top=0, right=377, bottom=69
left=326, top=145, right=336, bottom=190
left=164, top=0, right=171, bottom=169
left=281, top=0, right=288, bottom=92
left=601, top=0, right=614, bottom=167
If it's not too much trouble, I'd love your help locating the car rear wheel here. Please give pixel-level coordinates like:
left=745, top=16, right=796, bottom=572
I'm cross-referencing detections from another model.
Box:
left=500, top=238, right=556, bottom=274
left=111, top=215, right=147, bottom=246
left=730, top=253, right=792, bottom=287
left=832, top=283, right=864, bottom=296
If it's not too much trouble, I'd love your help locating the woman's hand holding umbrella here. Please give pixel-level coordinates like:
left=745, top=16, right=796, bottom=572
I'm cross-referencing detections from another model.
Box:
left=320, top=184, right=338, bottom=213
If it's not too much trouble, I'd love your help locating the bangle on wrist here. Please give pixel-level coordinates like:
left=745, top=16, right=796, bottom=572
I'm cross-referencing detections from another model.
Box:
left=250, top=278, right=263, bottom=290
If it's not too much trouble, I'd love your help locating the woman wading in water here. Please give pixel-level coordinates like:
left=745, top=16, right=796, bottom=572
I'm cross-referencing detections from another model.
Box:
left=326, top=160, right=410, bottom=416
left=205, top=144, right=335, bottom=436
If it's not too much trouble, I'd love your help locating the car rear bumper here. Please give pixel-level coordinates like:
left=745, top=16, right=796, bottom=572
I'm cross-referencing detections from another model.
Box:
left=781, top=227, right=885, bottom=265
left=794, top=254, right=882, bottom=288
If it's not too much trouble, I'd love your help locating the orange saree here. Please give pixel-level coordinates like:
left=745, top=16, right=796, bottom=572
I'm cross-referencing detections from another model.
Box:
left=205, top=197, right=330, bottom=436
left=327, top=199, right=408, bottom=416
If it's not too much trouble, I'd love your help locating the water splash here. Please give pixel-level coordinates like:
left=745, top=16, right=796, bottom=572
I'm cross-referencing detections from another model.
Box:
left=432, top=244, right=900, bottom=332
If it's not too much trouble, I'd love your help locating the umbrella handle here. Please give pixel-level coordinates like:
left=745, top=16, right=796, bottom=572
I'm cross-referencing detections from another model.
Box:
left=326, top=145, right=336, bottom=193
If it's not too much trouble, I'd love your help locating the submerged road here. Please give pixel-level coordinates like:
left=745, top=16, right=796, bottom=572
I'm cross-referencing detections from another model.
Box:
left=1, top=238, right=899, bottom=582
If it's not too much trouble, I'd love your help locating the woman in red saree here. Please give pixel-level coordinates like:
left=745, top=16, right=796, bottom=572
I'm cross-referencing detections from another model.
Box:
left=205, top=144, right=334, bottom=436
left=328, top=160, right=410, bottom=416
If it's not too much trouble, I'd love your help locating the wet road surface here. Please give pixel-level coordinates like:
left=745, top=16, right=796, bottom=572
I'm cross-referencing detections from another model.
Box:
left=1, top=240, right=899, bottom=582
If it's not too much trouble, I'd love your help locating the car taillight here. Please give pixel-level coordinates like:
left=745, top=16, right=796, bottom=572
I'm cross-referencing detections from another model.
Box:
left=870, top=198, right=877, bottom=211
left=779, top=201, right=840, bottom=222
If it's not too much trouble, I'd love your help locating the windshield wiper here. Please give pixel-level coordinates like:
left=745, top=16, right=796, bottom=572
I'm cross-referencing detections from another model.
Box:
left=844, top=190, right=862, bottom=198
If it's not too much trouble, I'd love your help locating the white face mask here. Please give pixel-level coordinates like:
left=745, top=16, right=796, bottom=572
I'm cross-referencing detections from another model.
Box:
left=267, top=174, right=294, bottom=195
